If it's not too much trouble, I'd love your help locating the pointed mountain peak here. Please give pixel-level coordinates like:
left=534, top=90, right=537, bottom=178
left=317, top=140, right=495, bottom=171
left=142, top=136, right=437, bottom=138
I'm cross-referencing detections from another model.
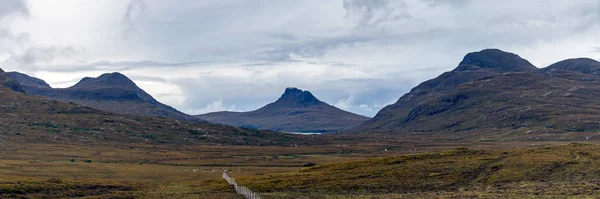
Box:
left=454, top=49, right=537, bottom=72
left=545, top=58, right=600, bottom=75
left=6, top=72, right=51, bottom=88
left=72, top=72, right=138, bottom=89
left=283, top=87, right=304, bottom=95
left=274, top=87, right=323, bottom=108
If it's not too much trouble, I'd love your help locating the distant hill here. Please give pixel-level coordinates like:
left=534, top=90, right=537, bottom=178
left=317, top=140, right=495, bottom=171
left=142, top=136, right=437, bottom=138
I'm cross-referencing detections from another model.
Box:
left=541, top=58, right=600, bottom=75
left=0, top=68, right=302, bottom=146
left=7, top=72, right=199, bottom=121
left=196, top=87, right=370, bottom=133
left=349, top=49, right=600, bottom=140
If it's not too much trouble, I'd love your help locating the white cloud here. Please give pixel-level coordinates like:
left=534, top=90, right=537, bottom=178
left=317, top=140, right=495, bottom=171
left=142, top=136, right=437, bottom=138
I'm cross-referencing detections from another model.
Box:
left=188, top=100, right=239, bottom=115
left=334, top=94, right=355, bottom=111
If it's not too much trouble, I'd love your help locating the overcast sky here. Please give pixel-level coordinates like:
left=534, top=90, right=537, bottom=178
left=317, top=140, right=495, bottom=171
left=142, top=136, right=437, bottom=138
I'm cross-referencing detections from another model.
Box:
left=1, top=0, right=599, bottom=117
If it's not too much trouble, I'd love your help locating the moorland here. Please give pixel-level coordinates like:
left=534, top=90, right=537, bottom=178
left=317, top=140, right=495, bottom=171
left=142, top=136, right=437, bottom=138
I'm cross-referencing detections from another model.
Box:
left=4, top=49, right=600, bottom=198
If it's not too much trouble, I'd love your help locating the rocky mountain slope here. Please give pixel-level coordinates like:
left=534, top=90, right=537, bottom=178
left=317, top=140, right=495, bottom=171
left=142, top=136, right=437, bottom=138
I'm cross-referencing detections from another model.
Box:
left=349, top=49, right=600, bottom=140
left=196, top=88, right=370, bottom=133
left=7, top=72, right=199, bottom=121
left=0, top=69, right=25, bottom=93
left=542, top=58, right=600, bottom=75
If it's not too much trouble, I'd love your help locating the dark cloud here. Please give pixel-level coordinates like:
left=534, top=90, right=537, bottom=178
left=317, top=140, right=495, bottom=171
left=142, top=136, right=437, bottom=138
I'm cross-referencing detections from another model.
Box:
left=4, top=43, right=84, bottom=73
left=259, top=33, right=376, bottom=60
left=0, top=0, right=28, bottom=17
left=343, top=0, right=411, bottom=29
left=122, top=0, right=145, bottom=37
left=29, top=60, right=210, bottom=73
left=14, top=46, right=81, bottom=65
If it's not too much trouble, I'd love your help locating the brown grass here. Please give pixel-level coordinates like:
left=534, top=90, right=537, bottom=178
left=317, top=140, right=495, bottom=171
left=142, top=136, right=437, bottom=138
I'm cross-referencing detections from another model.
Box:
left=2, top=133, right=598, bottom=198
left=235, top=143, right=600, bottom=198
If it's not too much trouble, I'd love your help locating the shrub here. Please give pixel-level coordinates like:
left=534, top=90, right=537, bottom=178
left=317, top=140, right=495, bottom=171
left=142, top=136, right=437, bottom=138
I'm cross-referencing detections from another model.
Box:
left=303, top=162, right=317, bottom=167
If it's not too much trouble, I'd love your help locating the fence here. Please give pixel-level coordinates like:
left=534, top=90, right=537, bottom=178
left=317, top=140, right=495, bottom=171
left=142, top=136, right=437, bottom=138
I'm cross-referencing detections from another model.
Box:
left=222, top=173, right=263, bottom=199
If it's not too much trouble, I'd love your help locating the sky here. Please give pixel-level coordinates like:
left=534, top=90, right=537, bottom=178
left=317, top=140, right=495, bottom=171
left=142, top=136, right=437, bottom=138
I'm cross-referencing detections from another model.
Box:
left=0, top=0, right=599, bottom=117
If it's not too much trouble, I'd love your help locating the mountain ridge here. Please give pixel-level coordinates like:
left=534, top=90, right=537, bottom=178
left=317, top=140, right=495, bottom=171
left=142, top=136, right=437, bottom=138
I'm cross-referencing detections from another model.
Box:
left=541, top=58, right=600, bottom=75
left=0, top=68, right=303, bottom=146
left=7, top=71, right=198, bottom=121
left=348, top=49, right=600, bottom=140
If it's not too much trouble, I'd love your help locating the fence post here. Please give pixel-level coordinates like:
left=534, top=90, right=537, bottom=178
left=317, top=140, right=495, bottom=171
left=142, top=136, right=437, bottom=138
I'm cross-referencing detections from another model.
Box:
left=223, top=173, right=261, bottom=199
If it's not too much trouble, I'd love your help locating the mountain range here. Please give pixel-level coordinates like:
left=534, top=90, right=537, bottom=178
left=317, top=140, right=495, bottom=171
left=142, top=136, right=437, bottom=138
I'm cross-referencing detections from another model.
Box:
left=7, top=72, right=199, bottom=121
left=196, top=87, right=370, bottom=133
left=8, top=72, right=368, bottom=133
left=0, top=68, right=303, bottom=146
left=6, top=48, right=600, bottom=141
left=349, top=49, right=600, bottom=140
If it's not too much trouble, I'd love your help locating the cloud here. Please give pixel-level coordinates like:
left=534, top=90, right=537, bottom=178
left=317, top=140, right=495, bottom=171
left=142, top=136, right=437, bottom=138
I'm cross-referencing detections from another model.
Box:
left=188, top=100, right=239, bottom=115
left=343, top=0, right=411, bottom=29
left=0, top=0, right=28, bottom=17
left=334, top=94, right=356, bottom=111
left=10, top=45, right=83, bottom=65
left=122, top=0, right=145, bottom=37
left=2, top=0, right=600, bottom=117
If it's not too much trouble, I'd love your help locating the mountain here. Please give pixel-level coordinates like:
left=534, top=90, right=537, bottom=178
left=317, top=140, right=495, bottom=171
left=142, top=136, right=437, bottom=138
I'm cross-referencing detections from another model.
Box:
left=349, top=49, right=600, bottom=140
left=541, top=58, right=600, bottom=75
left=7, top=72, right=199, bottom=121
left=454, top=49, right=537, bottom=72
left=6, top=71, right=51, bottom=89
left=196, top=87, right=370, bottom=133
left=0, top=68, right=303, bottom=146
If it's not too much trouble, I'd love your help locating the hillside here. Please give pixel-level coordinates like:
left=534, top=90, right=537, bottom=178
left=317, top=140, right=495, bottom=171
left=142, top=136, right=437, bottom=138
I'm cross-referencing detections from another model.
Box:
left=542, top=58, right=600, bottom=75
left=196, top=88, right=369, bottom=133
left=7, top=72, right=199, bottom=121
left=0, top=69, right=305, bottom=146
left=0, top=69, right=25, bottom=93
left=350, top=49, right=600, bottom=139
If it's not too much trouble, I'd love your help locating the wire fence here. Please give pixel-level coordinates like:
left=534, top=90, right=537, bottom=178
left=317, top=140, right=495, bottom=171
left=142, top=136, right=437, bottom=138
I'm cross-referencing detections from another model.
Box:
left=223, top=173, right=263, bottom=199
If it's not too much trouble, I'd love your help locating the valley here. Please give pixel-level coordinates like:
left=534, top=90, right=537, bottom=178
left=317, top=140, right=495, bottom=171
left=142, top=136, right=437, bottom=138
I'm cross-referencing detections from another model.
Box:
left=0, top=136, right=576, bottom=198
left=2, top=1, right=599, bottom=198
left=3, top=49, right=600, bottom=198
